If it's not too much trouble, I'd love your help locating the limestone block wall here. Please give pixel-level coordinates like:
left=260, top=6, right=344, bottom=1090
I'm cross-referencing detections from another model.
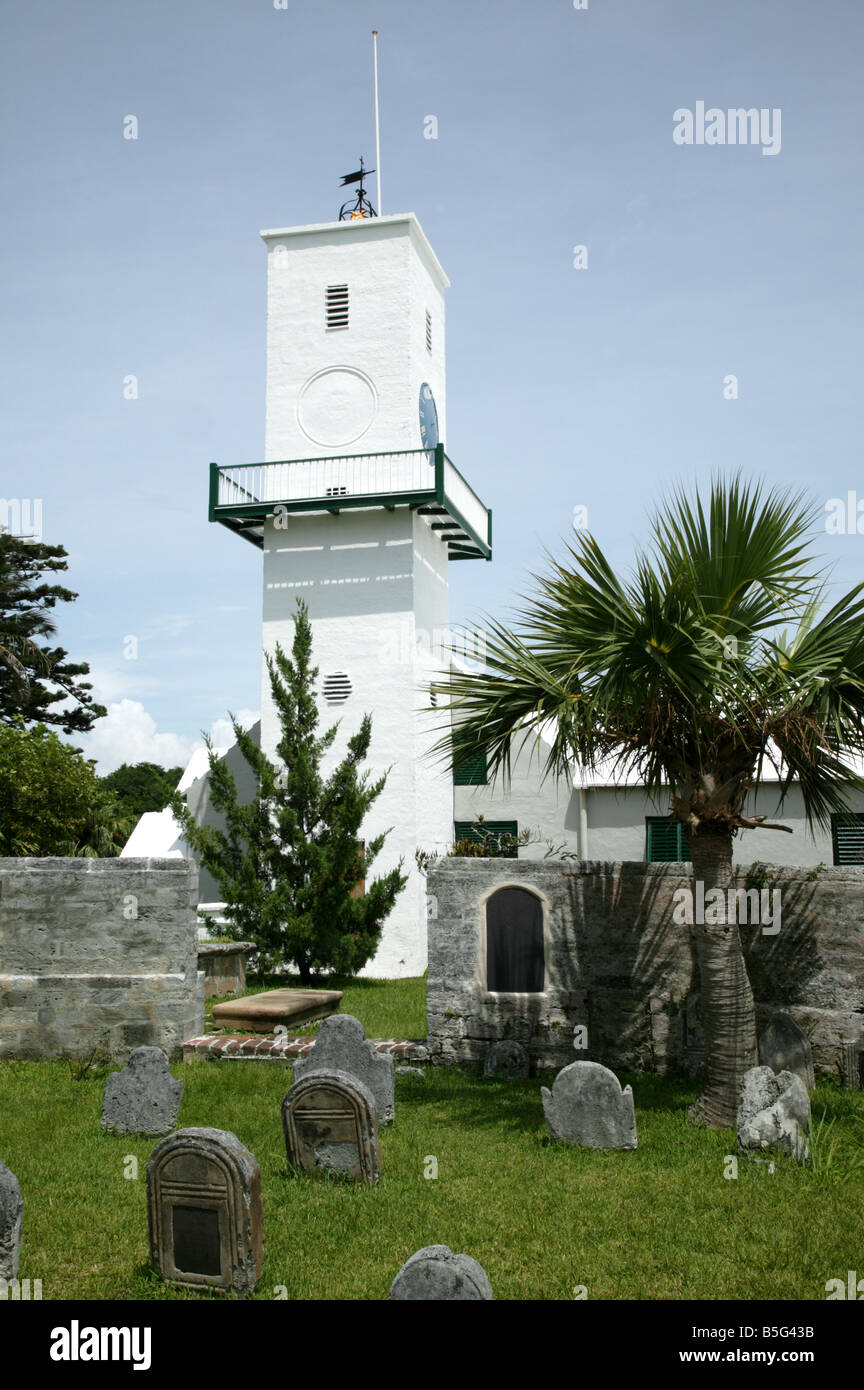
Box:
left=0, top=858, right=205, bottom=1061
left=426, top=858, right=864, bottom=1079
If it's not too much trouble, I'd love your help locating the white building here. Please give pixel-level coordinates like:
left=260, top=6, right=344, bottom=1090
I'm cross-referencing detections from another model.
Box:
left=205, top=208, right=491, bottom=976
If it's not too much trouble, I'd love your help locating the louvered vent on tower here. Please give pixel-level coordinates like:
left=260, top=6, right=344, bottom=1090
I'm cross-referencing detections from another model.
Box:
left=323, top=672, right=352, bottom=703
left=425, top=309, right=432, bottom=353
left=326, top=284, right=349, bottom=330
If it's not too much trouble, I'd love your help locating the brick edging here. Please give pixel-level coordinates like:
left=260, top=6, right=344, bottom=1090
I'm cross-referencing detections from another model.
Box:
left=182, top=1034, right=429, bottom=1063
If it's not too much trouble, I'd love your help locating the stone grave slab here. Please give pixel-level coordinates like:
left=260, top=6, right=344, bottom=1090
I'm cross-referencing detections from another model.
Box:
left=293, top=1014, right=395, bottom=1124
left=282, top=1069, right=380, bottom=1183
left=541, top=1060, right=637, bottom=1150
left=389, top=1246, right=493, bottom=1300
left=147, top=1127, right=264, bottom=1293
left=211, top=988, right=343, bottom=1034
left=0, top=1162, right=23, bottom=1281
left=758, top=1012, right=815, bottom=1092
left=101, top=1046, right=183, bottom=1136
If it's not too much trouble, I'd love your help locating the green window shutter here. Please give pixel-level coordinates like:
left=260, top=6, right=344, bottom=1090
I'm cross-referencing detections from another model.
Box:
left=453, top=745, right=487, bottom=785
left=646, top=817, right=691, bottom=863
left=831, top=813, right=864, bottom=864
left=454, top=821, right=518, bottom=855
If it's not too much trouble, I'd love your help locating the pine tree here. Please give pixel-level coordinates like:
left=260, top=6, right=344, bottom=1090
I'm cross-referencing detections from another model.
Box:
left=172, top=599, right=406, bottom=982
left=0, top=535, right=106, bottom=734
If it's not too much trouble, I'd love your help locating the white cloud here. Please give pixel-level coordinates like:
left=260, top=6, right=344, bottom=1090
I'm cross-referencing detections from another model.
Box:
left=77, top=701, right=262, bottom=776
left=209, top=710, right=260, bottom=748
left=81, top=700, right=198, bottom=775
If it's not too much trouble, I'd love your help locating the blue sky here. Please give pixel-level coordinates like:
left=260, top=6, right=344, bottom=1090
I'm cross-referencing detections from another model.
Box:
left=1, top=0, right=862, bottom=771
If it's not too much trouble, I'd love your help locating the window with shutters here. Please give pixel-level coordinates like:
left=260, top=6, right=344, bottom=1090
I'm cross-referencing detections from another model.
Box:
left=453, top=745, right=487, bottom=785
left=326, top=284, right=349, bottom=330
left=485, top=885, right=545, bottom=993
left=454, top=821, right=518, bottom=856
left=645, top=816, right=691, bottom=862
left=831, top=812, right=864, bottom=864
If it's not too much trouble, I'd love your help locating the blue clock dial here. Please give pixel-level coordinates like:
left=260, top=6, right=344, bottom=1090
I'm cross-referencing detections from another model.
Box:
left=418, top=382, right=439, bottom=450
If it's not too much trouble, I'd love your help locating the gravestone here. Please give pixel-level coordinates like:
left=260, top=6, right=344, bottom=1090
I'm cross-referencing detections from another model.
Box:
left=841, top=1038, right=863, bottom=1090
left=737, top=1066, right=810, bottom=1163
left=541, top=1060, right=637, bottom=1150
left=282, top=1070, right=380, bottom=1183
left=395, top=1066, right=426, bottom=1080
left=758, top=1013, right=815, bottom=1092
left=0, top=1162, right=23, bottom=1280
left=484, top=1040, right=529, bottom=1080
left=389, top=1246, right=493, bottom=1300
left=147, top=1128, right=264, bottom=1293
left=292, top=1014, right=395, bottom=1125
left=101, top=1046, right=183, bottom=1136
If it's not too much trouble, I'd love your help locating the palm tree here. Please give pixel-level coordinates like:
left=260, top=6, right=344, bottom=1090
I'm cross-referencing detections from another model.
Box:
left=433, top=476, right=864, bottom=1128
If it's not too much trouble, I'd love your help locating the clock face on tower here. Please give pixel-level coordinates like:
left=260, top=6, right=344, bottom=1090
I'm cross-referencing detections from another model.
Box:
left=418, top=382, right=439, bottom=450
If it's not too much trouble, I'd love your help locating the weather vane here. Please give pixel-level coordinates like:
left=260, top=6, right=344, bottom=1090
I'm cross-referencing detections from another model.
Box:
left=339, top=156, right=377, bottom=220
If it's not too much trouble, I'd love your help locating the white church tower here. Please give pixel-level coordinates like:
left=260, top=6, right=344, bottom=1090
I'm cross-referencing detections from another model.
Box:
left=209, top=180, right=492, bottom=977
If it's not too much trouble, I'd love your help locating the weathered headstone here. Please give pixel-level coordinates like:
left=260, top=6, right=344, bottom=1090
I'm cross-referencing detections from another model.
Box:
left=484, top=1040, right=529, bottom=1080
left=541, top=1060, right=637, bottom=1150
left=841, top=1038, right=863, bottom=1090
left=292, top=1014, right=395, bottom=1124
left=389, top=1245, right=493, bottom=1300
left=737, top=1066, right=810, bottom=1163
left=395, top=1066, right=426, bottom=1080
left=758, top=1013, right=815, bottom=1092
left=147, top=1128, right=264, bottom=1293
left=0, top=1162, right=23, bottom=1280
left=101, top=1046, right=183, bottom=1136
left=282, top=1070, right=380, bottom=1183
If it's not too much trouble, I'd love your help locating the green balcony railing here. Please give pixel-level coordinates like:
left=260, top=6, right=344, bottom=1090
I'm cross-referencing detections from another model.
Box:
left=208, top=443, right=492, bottom=560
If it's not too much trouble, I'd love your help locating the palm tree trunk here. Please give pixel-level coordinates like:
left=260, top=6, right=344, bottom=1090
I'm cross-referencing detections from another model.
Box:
left=688, top=829, right=757, bottom=1129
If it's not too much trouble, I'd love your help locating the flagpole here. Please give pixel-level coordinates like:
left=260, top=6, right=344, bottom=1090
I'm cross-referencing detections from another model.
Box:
left=372, top=30, right=382, bottom=215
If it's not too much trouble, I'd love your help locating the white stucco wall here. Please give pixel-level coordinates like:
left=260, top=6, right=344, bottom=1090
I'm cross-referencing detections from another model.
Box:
left=453, top=734, right=581, bottom=859
left=581, top=784, right=863, bottom=866
left=262, top=213, right=447, bottom=462
left=255, top=212, right=457, bottom=978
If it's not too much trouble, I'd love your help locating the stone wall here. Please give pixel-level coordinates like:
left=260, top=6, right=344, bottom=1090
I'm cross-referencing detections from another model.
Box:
left=0, top=858, right=205, bottom=1061
left=426, top=858, right=864, bottom=1079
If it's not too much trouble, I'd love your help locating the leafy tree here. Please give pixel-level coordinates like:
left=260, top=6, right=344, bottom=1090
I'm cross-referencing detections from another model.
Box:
left=101, top=761, right=184, bottom=819
left=0, top=722, right=133, bottom=856
left=431, top=476, right=864, bottom=1129
left=0, top=535, right=106, bottom=734
left=172, top=599, right=406, bottom=983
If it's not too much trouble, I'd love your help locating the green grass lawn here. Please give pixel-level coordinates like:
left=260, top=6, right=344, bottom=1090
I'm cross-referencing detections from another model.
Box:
left=2, top=974, right=862, bottom=1301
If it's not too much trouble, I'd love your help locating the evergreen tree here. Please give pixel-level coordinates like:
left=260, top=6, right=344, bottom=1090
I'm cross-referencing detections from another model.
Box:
left=101, top=761, right=184, bottom=819
left=0, top=535, right=106, bottom=734
left=172, top=599, right=406, bottom=982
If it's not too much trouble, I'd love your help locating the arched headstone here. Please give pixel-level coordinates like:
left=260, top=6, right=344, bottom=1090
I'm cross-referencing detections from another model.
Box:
left=282, top=1070, right=380, bottom=1183
left=484, top=1040, right=530, bottom=1079
left=758, top=1013, right=815, bottom=1092
left=147, top=1128, right=264, bottom=1294
left=389, top=1246, right=493, bottom=1300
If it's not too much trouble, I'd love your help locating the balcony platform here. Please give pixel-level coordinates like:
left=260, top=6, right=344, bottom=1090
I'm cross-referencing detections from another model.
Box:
left=209, top=443, right=491, bottom=560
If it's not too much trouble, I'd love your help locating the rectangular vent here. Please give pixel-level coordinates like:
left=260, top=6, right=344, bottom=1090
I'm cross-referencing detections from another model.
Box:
left=425, top=309, right=432, bottom=353
left=325, top=486, right=348, bottom=497
left=326, top=284, right=349, bottom=330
